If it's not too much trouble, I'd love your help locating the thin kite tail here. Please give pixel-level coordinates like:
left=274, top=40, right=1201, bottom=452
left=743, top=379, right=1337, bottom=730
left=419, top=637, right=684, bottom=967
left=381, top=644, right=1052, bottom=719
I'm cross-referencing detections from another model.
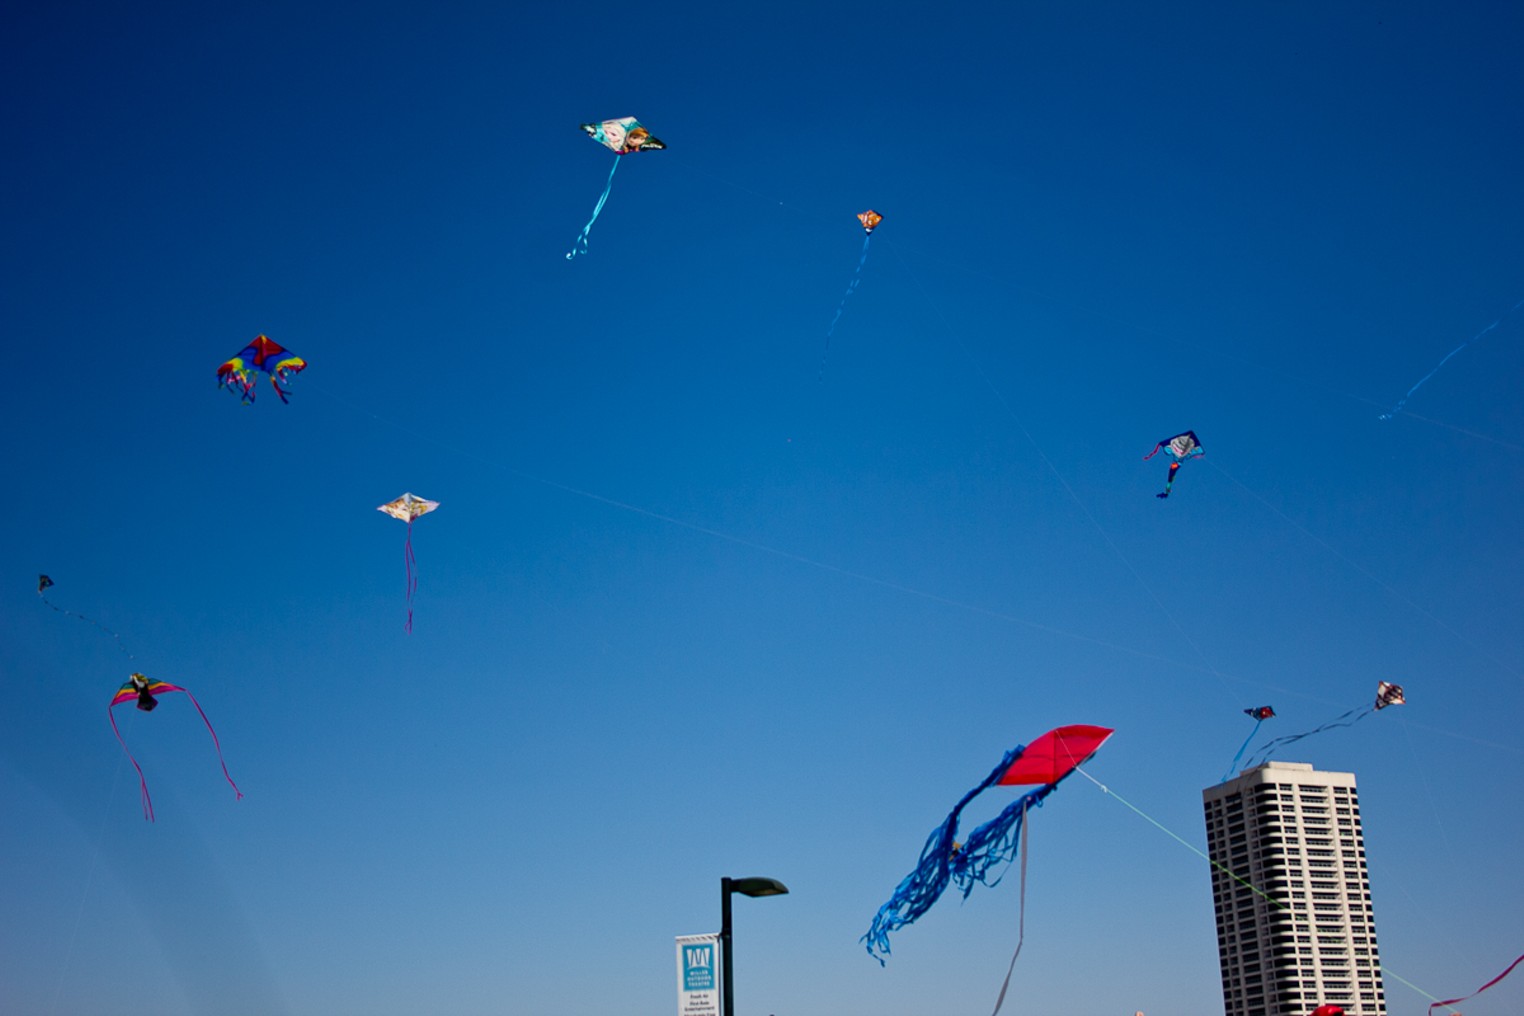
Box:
left=109, top=707, right=156, bottom=822
left=179, top=691, right=243, bottom=802
left=1157, top=461, right=1179, bottom=498
left=1141, top=442, right=1164, bottom=461
left=819, top=234, right=873, bottom=381
left=1223, top=719, right=1264, bottom=782
left=404, top=520, right=418, bottom=633
left=1381, top=297, right=1524, bottom=420
left=1429, top=952, right=1524, bottom=1015
left=566, top=156, right=622, bottom=260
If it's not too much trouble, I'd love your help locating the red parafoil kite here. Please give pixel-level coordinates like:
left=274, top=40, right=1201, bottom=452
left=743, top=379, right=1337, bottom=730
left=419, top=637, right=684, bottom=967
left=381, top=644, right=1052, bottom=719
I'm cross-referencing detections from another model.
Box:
left=863, top=724, right=1113, bottom=961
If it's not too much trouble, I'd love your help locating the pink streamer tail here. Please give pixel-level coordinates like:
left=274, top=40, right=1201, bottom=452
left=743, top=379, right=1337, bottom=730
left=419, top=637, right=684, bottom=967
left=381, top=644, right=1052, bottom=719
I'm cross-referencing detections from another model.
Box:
left=108, top=690, right=242, bottom=823
left=404, top=520, right=418, bottom=633
left=1429, top=952, right=1524, bottom=1015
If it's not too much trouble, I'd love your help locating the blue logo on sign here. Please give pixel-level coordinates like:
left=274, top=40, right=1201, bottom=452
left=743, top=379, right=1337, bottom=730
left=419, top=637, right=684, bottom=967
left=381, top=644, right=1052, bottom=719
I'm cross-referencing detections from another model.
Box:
left=683, top=944, right=715, bottom=991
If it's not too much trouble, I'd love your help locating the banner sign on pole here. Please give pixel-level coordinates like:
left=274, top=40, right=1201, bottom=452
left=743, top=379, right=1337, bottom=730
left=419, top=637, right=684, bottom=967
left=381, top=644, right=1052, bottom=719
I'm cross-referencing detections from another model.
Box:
left=675, top=933, right=722, bottom=1016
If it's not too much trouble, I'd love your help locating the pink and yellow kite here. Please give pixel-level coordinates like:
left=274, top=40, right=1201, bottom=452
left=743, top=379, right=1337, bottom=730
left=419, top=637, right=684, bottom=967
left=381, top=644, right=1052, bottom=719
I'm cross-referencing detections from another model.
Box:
left=109, top=673, right=242, bottom=822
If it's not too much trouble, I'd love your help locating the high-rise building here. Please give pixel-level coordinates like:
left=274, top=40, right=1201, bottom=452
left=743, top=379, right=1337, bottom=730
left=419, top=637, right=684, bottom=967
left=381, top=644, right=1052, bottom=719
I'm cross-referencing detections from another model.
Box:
left=1202, top=762, right=1387, bottom=1016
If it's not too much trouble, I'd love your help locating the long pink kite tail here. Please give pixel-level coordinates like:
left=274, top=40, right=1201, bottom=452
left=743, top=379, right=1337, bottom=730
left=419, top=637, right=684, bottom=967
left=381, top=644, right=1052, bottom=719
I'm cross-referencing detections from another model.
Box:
left=1429, top=952, right=1524, bottom=1015
left=180, top=689, right=243, bottom=802
left=108, top=690, right=241, bottom=823
left=109, top=706, right=156, bottom=822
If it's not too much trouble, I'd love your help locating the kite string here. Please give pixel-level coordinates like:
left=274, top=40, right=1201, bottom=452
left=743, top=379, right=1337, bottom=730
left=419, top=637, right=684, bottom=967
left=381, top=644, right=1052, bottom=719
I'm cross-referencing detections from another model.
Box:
left=1069, top=764, right=1462, bottom=1013
left=302, top=378, right=1217, bottom=672
left=1380, top=297, right=1524, bottom=419
left=1205, top=458, right=1522, bottom=682
left=987, top=800, right=1029, bottom=1016
left=39, top=592, right=135, bottom=660
left=566, top=156, right=621, bottom=260
left=884, top=238, right=1231, bottom=686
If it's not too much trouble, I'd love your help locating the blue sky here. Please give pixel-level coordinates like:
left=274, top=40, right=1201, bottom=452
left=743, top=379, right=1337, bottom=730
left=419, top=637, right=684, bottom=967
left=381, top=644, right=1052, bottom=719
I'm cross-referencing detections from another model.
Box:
left=3, top=3, right=1521, bottom=1014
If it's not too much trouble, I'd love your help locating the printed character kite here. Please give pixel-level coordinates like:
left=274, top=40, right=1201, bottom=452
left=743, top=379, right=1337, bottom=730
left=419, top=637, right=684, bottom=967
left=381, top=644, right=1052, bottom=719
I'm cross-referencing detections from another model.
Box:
left=566, top=116, right=665, bottom=260
left=217, top=335, right=306, bottom=404
left=110, top=673, right=242, bottom=822
left=820, top=210, right=885, bottom=380
left=1245, top=681, right=1405, bottom=768
left=1143, top=430, right=1204, bottom=498
left=864, top=725, right=1113, bottom=1002
left=377, top=493, right=440, bottom=632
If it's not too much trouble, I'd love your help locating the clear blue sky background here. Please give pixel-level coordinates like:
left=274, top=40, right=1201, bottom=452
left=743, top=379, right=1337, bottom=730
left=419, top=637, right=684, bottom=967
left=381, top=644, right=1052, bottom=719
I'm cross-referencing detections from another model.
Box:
left=3, top=3, right=1521, bottom=1014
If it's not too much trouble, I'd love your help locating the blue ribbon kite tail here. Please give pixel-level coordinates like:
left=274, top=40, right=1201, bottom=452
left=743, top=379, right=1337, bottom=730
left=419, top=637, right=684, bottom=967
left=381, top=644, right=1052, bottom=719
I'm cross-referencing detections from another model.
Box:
left=1246, top=705, right=1372, bottom=769
left=863, top=745, right=1052, bottom=963
left=949, top=783, right=1054, bottom=894
left=1380, top=297, right=1524, bottom=419
left=1222, top=717, right=1265, bottom=782
left=819, top=233, right=873, bottom=380
left=566, top=156, right=622, bottom=260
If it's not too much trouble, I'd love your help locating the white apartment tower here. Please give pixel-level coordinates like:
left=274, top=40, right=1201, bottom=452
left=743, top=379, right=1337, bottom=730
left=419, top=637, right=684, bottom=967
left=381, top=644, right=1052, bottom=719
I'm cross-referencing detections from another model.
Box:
left=1202, top=762, right=1387, bottom=1016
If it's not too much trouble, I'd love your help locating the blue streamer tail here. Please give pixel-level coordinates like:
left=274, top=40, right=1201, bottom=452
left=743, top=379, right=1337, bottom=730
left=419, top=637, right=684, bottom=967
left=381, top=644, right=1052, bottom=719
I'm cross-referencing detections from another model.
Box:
left=1380, top=297, right=1524, bottom=419
left=566, top=157, right=622, bottom=260
left=820, top=234, right=873, bottom=380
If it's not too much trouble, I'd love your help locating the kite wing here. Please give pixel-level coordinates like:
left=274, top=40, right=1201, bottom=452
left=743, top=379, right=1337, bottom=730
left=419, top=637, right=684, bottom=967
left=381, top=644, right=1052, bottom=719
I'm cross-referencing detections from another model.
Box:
left=217, top=335, right=306, bottom=404
left=997, top=724, right=1113, bottom=785
left=1167, top=431, right=1203, bottom=460
left=377, top=493, right=441, bottom=522
left=580, top=116, right=665, bottom=154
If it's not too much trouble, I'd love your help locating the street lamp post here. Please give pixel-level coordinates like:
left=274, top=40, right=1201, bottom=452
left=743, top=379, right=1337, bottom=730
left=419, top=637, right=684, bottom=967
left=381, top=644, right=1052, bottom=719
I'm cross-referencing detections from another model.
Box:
left=719, top=876, right=788, bottom=1016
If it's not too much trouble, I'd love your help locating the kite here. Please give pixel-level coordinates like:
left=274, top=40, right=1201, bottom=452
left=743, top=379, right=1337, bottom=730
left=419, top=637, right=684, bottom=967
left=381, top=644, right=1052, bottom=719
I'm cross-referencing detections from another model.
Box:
left=1380, top=297, right=1524, bottom=420
left=1428, top=952, right=1524, bottom=1015
left=1223, top=706, right=1275, bottom=781
left=37, top=574, right=133, bottom=659
left=109, top=673, right=242, bottom=822
left=377, top=492, right=440, bottom=632
left=217, top=335, right=306, bottom=404
left=1310, top=1006, right=1344, bottom=1016
left=820, top=210, right=884, bottom=380
left=1143, top=430, right=1204, bottom=499
left=1245, top=681, right=1404, bottom=768
left=863, top=724, right=1113, bottom=970
left=566, top=117, right=665, bottom=260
